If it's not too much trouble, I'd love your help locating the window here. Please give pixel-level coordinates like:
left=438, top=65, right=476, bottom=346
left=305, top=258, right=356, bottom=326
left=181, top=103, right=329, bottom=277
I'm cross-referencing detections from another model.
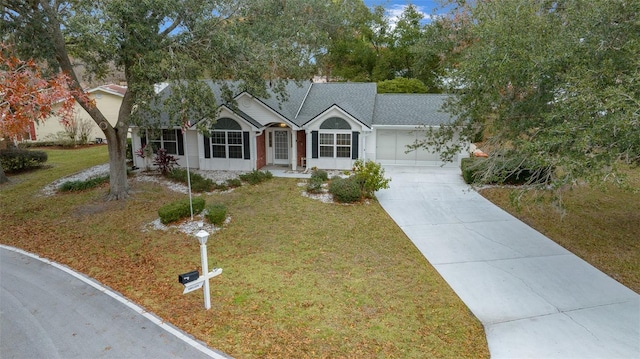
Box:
left=318, top=117, right=352, bottom=158
left=209, top=118, right=243, bottom=159
left=146, top=129, right=179, bottom=155
left=319, top=133, right=351, bottom=158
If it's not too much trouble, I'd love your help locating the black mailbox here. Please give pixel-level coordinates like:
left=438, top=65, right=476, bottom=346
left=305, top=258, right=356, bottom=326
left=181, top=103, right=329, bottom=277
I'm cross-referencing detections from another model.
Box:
left=178, top=270, right=199, bottom=284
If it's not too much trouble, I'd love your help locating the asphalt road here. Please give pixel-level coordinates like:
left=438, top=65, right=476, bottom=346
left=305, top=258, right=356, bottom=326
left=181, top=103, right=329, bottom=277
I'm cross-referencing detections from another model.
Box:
left=0, top=245, right=229, bottom=359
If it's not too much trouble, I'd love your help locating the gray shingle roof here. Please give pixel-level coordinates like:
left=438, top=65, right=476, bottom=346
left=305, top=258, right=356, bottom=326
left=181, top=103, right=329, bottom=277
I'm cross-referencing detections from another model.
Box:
left=373, top=94, right=454, bottom=126
left=147, top=81, right=455, bottom=129
left=294, top=82, right=377, bottom=127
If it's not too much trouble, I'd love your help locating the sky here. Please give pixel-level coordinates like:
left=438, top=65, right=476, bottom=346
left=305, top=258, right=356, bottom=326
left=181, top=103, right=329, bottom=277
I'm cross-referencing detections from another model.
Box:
left=363, top=0, right=447, bottom=24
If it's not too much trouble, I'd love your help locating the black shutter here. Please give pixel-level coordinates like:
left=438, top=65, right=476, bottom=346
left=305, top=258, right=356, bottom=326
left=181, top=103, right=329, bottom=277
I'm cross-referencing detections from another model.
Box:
left=204, top=135, right=211, bottom=158
left=311, top=131, right=318, bottom=159
left=141, top=130, right=147, bottom=148
left=243, top=132, right=250, bottom=160
left=352, top=131, right=359, bottom=160
left=177, top=130, right=184, bottom=156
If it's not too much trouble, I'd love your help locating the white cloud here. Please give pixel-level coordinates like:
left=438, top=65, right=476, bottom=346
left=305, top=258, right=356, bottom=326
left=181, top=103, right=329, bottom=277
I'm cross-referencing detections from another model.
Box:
left=386, top=4, right=433, bottom=28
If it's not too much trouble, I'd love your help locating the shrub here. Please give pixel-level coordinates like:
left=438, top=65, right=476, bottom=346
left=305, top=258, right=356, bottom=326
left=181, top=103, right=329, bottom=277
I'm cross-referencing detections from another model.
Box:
left=329, top=176, right=361, bottom=203
left=158, top=197, right=205, bottom=225
left=215, top=183, right=229, bottom=191
left=352, top=159, right=390, bottom=198
left=153, top=148, right=178, bottom=175
left=165, top=168, right=214, bottom=192
left=0, top=149, right=48, bottom=173
left=59, top=175, right=109, bottom=192
left=239, top=170, right=273, bottom=185
left=306, top=176, right=324, bottom=194
left=461, top=156, right=551, bottom=185
left=310, top=169, right=328, bottom=182
left=205, top=203, right=227, bottom=226
left=461, top=157, right=484, bottom=184
left=226, top=178, right=242, bottom=188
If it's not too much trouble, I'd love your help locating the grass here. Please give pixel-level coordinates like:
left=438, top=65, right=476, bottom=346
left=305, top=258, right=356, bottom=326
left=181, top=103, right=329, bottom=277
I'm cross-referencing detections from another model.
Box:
left=480, top=173, right=640, bottom=294
left=0, top=146, right=488, bottom=358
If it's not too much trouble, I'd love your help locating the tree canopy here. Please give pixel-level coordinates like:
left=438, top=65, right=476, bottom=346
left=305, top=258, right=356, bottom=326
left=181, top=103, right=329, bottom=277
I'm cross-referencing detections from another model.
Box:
left=319, top=3, right=442, bottom=92
left=415, top=0, right=640, bottom=187
left=1, top=0, right=344, bottom=199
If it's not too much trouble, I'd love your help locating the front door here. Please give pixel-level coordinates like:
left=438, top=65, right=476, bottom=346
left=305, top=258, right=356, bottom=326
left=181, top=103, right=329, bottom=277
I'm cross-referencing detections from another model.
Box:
left=273, top=130, right=289, bottom=165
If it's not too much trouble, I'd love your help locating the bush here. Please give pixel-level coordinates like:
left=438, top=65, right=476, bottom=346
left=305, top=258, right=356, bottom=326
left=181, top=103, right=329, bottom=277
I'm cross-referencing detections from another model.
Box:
left=239, top=170, right=273, bottom=185
left=310, top=169, right=328, bottom=182
left=59, top=175, right=109, bottom=192
left=306, top=176, right=324, bottom=193
left=205, top=203, right=227, bottom=226
left=461, top=157, right=484, bottom=184
left=158, top=197, right=205, bottom=225
left=329, top=176, right=361, bottom=203
left=0, top=149, right=48, bottom=173
left=226, top=178, right=242, bottom=188
left=461, top=156, right=550, bottom=185
left=214, top=182, right=229, bottom=191
left=352, top=159, right=390, bottom=198
left=165, top=168, right=215, bottom=192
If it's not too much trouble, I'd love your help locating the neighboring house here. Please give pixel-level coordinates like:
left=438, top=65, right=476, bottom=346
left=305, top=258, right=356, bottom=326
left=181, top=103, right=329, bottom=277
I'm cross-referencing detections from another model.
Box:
left=130, top=81, right=467, bottom=171
left=32, top=84, right=126, bottom=143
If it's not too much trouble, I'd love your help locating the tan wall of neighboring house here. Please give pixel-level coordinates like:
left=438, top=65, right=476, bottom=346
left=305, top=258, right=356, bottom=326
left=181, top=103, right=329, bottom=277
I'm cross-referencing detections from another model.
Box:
left=34, top=89, right=124, bottom=142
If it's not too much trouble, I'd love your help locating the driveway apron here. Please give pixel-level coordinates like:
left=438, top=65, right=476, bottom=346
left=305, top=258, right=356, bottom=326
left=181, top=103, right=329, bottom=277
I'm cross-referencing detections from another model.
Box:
left=376, top=165, right=640, bottom=358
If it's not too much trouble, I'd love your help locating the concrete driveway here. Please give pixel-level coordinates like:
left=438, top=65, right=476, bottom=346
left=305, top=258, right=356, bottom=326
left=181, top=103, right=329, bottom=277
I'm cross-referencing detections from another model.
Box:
left=376, top=165, right=640, bottom=358
left=0, top=245, right=230, bottom=359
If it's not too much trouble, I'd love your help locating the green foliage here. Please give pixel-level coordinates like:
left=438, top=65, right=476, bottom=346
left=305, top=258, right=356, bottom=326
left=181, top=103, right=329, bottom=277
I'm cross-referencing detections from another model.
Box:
left=59, top=175, right=109, bottom=192
left=0, top=149, right=48, bottom=173
left=165, top=168, right=215, bottom=192
left=461, top=157, right=481, bottom=184
left=461, top=156, right=551, bottom=186
left=352, top=159, right=390, bottom=198
left=310, top=169, right=328, bottom=182
left=214, top=182, right=229, bottom=191
left=377, top=78, right=428, bottom=93
left=205, top=203, right=227, bottom=226
left=319, top=3, right=442, bottom=90
left=329, top=176, right=362, bottom=203
left=306, top=177, right=325, bottom=194
left=225, top=178, right=242, bottom=188
left=158, top=197, right=205, bottom=225
left=428, top=0, right=640, bottom=188
left=239, top=170, right=273, bottom=185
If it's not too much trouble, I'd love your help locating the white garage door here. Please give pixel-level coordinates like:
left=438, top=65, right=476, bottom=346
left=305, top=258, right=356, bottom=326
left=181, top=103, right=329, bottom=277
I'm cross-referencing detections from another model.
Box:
left=376, top=129, right=441, bottom=165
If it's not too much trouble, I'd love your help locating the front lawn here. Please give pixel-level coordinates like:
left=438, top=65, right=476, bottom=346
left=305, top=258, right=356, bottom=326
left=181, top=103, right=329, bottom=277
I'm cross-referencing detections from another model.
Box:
left=0, top=146, right=488, bottom=358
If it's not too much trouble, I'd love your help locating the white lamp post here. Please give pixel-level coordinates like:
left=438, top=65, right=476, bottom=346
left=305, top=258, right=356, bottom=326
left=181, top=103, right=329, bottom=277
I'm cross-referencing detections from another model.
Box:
left=196, top=229, right=212, bottom=310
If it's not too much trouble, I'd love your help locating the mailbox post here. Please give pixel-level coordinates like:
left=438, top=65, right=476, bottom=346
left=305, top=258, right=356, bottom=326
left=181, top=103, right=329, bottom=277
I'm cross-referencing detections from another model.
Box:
left=196, top=229, right=211, bottom=310
left=179, top=228, right=222, bottom=310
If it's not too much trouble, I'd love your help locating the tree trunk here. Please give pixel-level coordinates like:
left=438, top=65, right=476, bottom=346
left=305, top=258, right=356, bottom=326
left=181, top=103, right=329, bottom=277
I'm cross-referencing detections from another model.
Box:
left=104, top=126, right=129, bottom=200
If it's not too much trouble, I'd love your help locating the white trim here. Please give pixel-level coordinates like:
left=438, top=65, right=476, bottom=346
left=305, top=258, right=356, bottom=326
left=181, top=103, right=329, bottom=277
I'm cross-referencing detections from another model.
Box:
left=295, top=83, right=313, bottom=119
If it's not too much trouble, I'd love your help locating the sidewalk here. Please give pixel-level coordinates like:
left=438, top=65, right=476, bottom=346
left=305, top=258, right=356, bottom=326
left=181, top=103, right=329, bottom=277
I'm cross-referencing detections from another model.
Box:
left=0, top=245, right=231, bottom=359
left=375, top=166, right=640, bottom=358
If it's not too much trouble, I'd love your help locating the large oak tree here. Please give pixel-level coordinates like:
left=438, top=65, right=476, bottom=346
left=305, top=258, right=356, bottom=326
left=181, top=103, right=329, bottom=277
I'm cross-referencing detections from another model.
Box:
left=1, top=0, right=342, bottom=199
left=416, top=0, right=640, bottom=187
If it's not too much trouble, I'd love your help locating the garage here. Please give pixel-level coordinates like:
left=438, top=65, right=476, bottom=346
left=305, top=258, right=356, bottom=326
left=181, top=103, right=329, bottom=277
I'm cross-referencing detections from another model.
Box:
left=375, top=129, right=442, bottom=165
